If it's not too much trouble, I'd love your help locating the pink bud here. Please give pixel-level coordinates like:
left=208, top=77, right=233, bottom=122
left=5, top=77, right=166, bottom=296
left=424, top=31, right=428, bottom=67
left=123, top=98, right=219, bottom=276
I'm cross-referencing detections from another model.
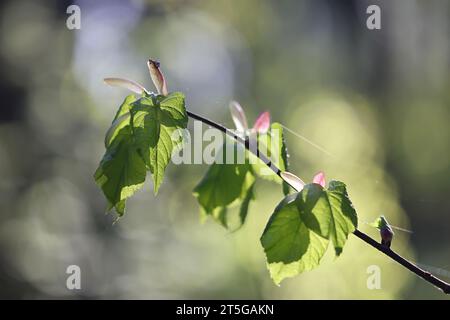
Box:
left=229, top=101, right=249, bottom=132
left=281, top=171, right=305, bottom=192
left=147, top=59, right=168, bottom=96
left=253, top=111, right=270, bottom=134
left=312, top=171, right=326, bottom=187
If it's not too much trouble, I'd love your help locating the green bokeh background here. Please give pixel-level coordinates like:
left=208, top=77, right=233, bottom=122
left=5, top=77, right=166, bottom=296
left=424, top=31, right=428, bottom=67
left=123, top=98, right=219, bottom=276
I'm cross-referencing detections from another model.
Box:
left=0, top=0, right=449, bottom=299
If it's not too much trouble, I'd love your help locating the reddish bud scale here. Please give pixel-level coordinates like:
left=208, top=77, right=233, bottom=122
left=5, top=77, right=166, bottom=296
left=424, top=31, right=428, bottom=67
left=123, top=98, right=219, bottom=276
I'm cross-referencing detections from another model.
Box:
left=380, top=227, right=394, bottom=247
left=147, top=59, right=168, bottom=96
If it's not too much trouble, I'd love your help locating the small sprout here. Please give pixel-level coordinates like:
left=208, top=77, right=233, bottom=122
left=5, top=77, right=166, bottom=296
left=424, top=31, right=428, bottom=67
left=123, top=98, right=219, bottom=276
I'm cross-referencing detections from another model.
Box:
left=380, top=227, right=394, bottom=248
left=228, top=100, right=271, bottom=136
left=253, top=111, right=270, bottom=134
left=281, top=170, right=328, bottom=193
left=370, top=215, right=395, bottom=248
left=229, top=101, right=249, bottom=133
left=103, top=77, right=148, bottom=95
left=147, top=59, right=168, bottom=96
left=312, top=171, right=326, bottom=187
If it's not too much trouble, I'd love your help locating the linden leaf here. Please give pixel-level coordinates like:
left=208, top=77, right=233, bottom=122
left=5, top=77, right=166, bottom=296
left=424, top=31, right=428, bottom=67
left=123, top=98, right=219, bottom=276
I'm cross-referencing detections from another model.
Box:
left=131, top=92, right=188, bottom=193
left=261, top=181, right=357, bottom=284
left=94, top=126, right=147, bottom=216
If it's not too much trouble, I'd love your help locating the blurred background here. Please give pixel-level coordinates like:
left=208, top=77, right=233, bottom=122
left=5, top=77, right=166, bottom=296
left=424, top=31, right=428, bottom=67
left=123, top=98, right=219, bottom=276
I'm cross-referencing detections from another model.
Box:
left=0, top=0, right=449, bottom=299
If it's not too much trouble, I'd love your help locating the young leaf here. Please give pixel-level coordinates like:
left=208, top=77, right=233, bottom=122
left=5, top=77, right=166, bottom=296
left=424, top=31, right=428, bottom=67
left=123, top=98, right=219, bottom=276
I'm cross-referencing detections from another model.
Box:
left=299, top=181, right=358, bottom=256
left=238, top=181, right=255, bottom=226
left=250, top=122, right=289, bottom=187
left=104, top=94, right=136, bottom=147
left=193, top=163, right=249, bottom=213
left=193, top=143, right=255, bottom=228
left=193, top=121, right=289, bottom=228
left=312, top=171, right=326, bottom=187
left=260, top=180, right=358, bottom=284
left=260, top=193, right=329, bottom=285
left=369, top=215, right=395, bottom=247
left=369, top=215, right=390, bottom=230
left=131, top=92, right=188, bottom=194
left=253, top=111, right=270, bottom=134
left=94, top=126, right=147, bottom=216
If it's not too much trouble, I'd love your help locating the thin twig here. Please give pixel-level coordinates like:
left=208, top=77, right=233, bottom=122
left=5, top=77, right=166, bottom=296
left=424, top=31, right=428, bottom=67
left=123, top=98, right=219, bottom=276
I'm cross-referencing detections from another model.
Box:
left=187, top=110, right=450, bottom=294
left=353, top=230, right=450, bottom=294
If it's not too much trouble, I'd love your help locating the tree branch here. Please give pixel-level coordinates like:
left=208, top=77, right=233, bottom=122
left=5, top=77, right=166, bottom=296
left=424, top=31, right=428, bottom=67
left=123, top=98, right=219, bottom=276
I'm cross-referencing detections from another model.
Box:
left=187, top=110, right=450, bottom=295
left=353, top=230, right=450, bottom=294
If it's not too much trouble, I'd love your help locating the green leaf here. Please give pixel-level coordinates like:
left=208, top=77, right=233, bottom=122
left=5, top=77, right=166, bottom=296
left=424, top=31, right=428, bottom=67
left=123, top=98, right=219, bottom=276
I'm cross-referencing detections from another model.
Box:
left=94, top=126, right=147, bottom=216
left=192, top=123, right=288, bottom=228
left=369, top=215, right=389, bottom=230
left=280, top=127, right=290, bottom=195
left=193, top=143, right=255, bottom=228
left=131, top=92, right=188, bottom=194
left=96, top=92, right=188, bottom=216
left=105, top=94, right=136, bottom=147
left=193, top=162, right=254, bottom=215
left=260, top=181, right=357, bottom=284
left=192, top=122, right=289, bottom=228
left=239, top=181, right=255, bottom=226
left=299, top=181, right=358, bottom=256
left=250, top=122, right=289, bottom=191
left=271, top=122, right=288, bottom=173
left=260, top=193, right=329, bottom=285
left=215, top=207, right=228, bottom=228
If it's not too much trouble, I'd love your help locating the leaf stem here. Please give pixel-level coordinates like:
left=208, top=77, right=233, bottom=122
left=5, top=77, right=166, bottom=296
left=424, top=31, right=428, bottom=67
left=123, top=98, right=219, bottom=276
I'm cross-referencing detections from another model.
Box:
left=186, top=110, right=450, bottom=294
